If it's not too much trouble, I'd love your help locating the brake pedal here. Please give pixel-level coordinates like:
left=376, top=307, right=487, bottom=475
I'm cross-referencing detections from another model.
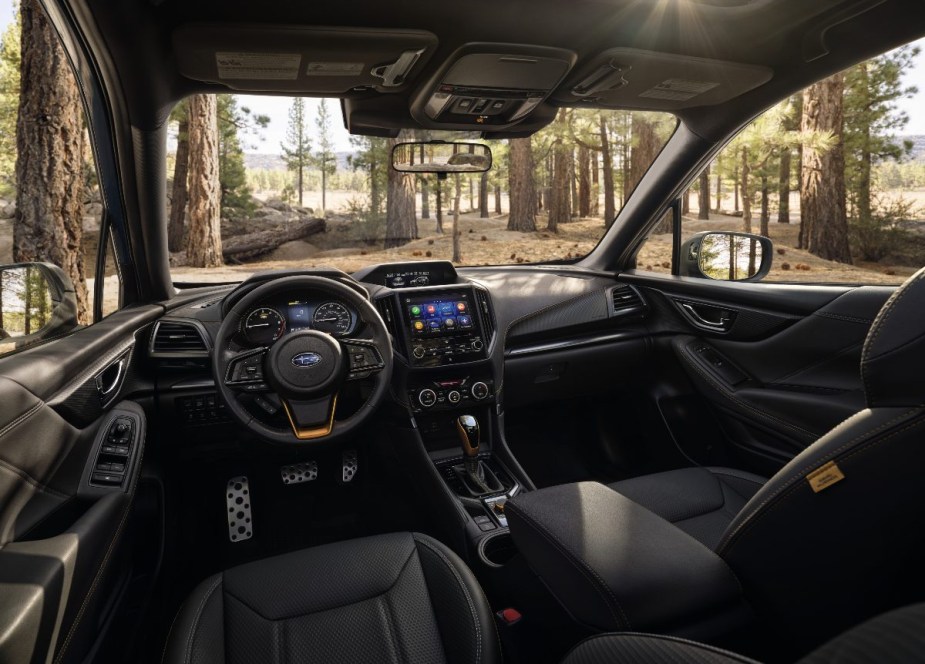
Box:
left=226, top=476, right=253, bottom=542
left=281, top=461, right=318, bottom=485
left=342, top=450, right=358, bottom=483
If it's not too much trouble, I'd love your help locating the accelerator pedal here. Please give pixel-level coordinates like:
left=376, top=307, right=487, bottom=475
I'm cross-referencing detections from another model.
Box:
left=342, top=450, right=358, bottom=483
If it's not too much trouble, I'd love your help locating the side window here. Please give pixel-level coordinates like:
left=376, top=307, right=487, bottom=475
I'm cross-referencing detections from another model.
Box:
left=0, top=3, right=120, bottom=357
left=638, top=41, right=923, bottom=285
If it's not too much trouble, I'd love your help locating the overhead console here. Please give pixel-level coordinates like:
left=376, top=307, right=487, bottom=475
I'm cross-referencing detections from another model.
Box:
left=173, top=25, right=437, bottom=93
left=411, top=43, right=577, bottom=131
left=552, top=48, right=772, bottom=111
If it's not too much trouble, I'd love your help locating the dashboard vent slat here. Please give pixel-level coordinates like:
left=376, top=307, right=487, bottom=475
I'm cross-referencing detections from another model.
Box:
left=374, top=297, right=397, bottom=337
left=151, top=321, right=208, bottom=355
left=610, top=285, right=645, bottom=316
left=474, top=288, right=496, bottom=342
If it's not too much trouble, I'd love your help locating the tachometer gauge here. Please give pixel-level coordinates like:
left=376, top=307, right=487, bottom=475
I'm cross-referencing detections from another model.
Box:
left=312, top=302, right=352, bottom=336
left=243, top=307, right=285, bottom=345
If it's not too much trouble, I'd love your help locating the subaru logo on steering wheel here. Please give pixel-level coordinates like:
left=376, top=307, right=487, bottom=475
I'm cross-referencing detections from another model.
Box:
left=291, top=352, right=323, bottom=368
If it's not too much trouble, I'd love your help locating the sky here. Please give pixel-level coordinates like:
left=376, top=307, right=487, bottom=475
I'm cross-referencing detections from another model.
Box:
left=2, top=1, right=925, bottom=150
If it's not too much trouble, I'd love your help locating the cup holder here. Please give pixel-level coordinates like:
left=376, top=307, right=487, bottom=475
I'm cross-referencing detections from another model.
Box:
left=478, top=531, right=518, bottom=568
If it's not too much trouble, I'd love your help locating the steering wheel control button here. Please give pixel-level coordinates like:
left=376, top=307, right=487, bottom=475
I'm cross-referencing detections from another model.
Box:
left=418, top=389, right=437, bottom=408
left=281, top=461, right=318, bottom=485
left=471, top=382, right=490, bottom=400
left=226, top=476, right=253, bottom=543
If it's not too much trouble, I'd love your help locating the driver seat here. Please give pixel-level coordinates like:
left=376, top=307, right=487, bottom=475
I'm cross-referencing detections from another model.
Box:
left=162, top=532, right=501, bottom=664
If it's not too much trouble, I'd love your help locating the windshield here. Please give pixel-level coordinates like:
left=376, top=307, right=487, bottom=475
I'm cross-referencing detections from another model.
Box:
left=166, top=96, right=675, bottom=284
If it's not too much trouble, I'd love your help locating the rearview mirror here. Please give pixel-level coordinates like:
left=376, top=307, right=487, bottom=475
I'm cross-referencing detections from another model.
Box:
left=391, top=141, right=492, bottom=174
left=679, top=232, right=773, bottom=282
left=0, top=262, right=79, bottom=354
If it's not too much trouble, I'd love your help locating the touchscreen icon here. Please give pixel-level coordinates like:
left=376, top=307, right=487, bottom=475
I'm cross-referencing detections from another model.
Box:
left=444, top=318, right=456, bottom=328
left=410, top=305, right=422, bottom=317
left=458, top=315, right=472, bottom=328
left=425, top=305, right=437, bottom=317
left=455, top=302, right=467, bottom=313
left=440, top=302, right=454, bottom=315
left=413, top=321, right=425, bottom=332
left=427, top=320, right=442, bottom=331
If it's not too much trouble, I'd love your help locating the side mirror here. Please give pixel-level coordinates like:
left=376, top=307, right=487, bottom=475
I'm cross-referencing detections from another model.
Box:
left=391, top=141, right=492, bottom=174
left=679, top=232, right=773, bottom=282
left=0, top=262, right=79, bottom=354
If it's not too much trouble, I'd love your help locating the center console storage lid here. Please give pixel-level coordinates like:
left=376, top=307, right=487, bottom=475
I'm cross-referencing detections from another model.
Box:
left=506, top=481, right=743, bottom=634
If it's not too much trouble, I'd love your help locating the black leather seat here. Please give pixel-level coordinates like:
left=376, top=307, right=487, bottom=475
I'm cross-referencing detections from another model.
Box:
left=510, top=266, right=925, bottom=649
left=162, top=532, right=501, bottom=664
left=560, top=603, right=925, bottom=664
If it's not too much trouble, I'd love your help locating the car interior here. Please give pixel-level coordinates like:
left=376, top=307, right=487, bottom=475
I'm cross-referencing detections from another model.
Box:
left=4, top=0, right=925, bottom=663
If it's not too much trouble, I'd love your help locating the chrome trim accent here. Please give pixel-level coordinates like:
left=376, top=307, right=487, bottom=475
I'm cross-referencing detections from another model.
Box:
left=505, top=331, right=637, bottom=357
left=149, top=318, right=211, bottom=358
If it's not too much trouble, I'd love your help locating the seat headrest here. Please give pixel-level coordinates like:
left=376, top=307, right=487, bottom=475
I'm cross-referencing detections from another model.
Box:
left=861, top=266, right=925, bottom=408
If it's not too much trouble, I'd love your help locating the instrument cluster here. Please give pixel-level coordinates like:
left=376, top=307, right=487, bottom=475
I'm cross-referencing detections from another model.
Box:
left=240, top=296, right=357, bottom=346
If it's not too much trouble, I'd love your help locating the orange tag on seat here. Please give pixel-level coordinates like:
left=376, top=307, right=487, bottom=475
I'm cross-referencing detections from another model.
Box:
left=807, top=461, right=845, bottom=493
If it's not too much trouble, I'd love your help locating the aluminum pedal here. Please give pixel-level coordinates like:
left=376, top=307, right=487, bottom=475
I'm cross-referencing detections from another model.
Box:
left=342, top=450, right=358, bottom=483
left=226, top=476, right=253, bottom=542
left=281, top=461, right=318, bottom=485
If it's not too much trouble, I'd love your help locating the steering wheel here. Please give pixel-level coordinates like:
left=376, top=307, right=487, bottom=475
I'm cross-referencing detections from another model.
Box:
left=212, top=275, right=393, bottom=444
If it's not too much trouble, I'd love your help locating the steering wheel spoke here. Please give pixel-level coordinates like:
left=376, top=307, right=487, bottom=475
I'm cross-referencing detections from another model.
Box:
left=223, top=347, right=270, bottom=392
left=282, top=395, right=338, bottom=440
left=342, top=339, right=386, bottom=381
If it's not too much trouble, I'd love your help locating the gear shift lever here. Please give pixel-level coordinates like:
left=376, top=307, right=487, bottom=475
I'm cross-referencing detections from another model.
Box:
left=457, top=414, right=488, bottom=489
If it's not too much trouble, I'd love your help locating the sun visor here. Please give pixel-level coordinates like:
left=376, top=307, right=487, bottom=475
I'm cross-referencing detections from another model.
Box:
left=553, top=48, right=772, bottom=111
left=173, top=25, right=438, bottom=94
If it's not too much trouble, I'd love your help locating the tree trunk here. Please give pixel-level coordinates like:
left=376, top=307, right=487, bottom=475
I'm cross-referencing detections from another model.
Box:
left=494, top=184, right=502, bottom=215
left=801, top=73, right=852, bottom=263
left=760, top=175, right=770, bottom=237
left=715, top=155, right=723, bottom=211
left=222, top=218, right=325, bottom=262
left=591, top=149, right=600, bottom=216
left=733, top=162, right=740, bottom=212
left=856, top=63, right=873, bottom=225
left=578, top=144, right=591, bottom=218
left=435, top=181, right=444, bottom=234
left=14, top=0, right=89, bottom=322
left=507, top=138, right=536, bottom=232
left=420, top=178, right=430, bottom=219
left=479, top=171, right=489, bottom=218
left=369, top=162, right=381, bottom=219
left=569, top=148, right=578, bottom=219
left=599, top=114, right=616, bottom=228
left=186, top=95, right=222, bottom=267
left=698, top=165, right=710, bottom=220
left=452, top=174, right=461, bottom=262
left=741, top=148, right=752, bottom=234
left=626, top=115, right=660, bottom=199
left=682, top=190, right=690, bottom=216
left=547, top=139, right=570, bottom=232
left=168, top=117, right=190, bottom=251
left=468, top=177, right=475, bottom=212
left=385, top=136, right=418, bottom=247
left=777, top=147, right=791, bottom=223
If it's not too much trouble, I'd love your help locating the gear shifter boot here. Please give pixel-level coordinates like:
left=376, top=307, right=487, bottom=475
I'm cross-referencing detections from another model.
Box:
left=453, top=461, right=505, bottom=497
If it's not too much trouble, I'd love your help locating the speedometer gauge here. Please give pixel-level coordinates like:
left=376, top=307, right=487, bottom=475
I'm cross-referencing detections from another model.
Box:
left=312, top=302, right=352, bottom=336
left=243, top=307, right=285, bottom=345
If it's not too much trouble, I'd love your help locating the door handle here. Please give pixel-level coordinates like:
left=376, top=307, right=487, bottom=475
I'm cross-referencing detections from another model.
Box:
left=679, top=302, right=735, bottom=331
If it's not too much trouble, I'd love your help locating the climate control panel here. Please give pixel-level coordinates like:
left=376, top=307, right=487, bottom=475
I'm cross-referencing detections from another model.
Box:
left=409, top=377, right=494, bottom=413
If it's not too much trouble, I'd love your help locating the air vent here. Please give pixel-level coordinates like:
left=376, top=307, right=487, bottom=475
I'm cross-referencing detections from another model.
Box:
left=474, top=288, right=496, bottom=342
left=374, top=297, right=398, bottom=336
left=610, top=285, right=645, bottom=317
left=151, top=321, right=208, bottom=356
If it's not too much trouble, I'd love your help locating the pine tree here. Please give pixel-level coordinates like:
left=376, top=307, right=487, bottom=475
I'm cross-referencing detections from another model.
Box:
left=0, top=11, right=21, bottom=197
left=167, top=100, right=189, bottom=251
left=384, top=133, right=418, bottom=247
left=14, top=0, right=89, bottom=321
left=282, top=98, right=311, bottom=207
left=186, top=94, right=222, bottom=267
left=507, top=137, right=536, bottom=231
left=315, top=99, right=336, bottom=215
left=801, top=73, right=852, bottom=263
left=217, top=95, right=268, bottom=217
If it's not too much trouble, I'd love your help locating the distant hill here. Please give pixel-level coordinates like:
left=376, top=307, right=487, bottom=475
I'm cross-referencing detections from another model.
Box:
left=244, top=151, right=355, bottom=171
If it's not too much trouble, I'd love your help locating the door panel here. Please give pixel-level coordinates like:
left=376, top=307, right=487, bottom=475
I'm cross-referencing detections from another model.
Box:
left=625, top=272, right=893, bottom=470
left=0, top=306, right=159, bottom=664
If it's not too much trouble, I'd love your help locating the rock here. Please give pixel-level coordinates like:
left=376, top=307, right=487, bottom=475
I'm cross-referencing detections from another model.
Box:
left=267, top=240, right=321, bottom=262
left=82, top=216, right=101, bottom=232
left=297, top=207, right=314, bottom=216
left=265, top=198, right=292, bottom=212
left=0, top=203, right=15, bottom=219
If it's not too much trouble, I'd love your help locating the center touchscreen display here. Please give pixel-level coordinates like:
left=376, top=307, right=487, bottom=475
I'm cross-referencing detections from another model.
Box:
left=404, top=292, right=477, bottom=337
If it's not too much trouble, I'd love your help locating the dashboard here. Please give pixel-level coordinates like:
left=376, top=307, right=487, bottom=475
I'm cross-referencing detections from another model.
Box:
left=238, top=293, right=359, bottom=346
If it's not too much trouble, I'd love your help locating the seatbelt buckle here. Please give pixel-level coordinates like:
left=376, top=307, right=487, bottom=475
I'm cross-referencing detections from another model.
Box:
left=496, top=607, right=523, bottom=626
